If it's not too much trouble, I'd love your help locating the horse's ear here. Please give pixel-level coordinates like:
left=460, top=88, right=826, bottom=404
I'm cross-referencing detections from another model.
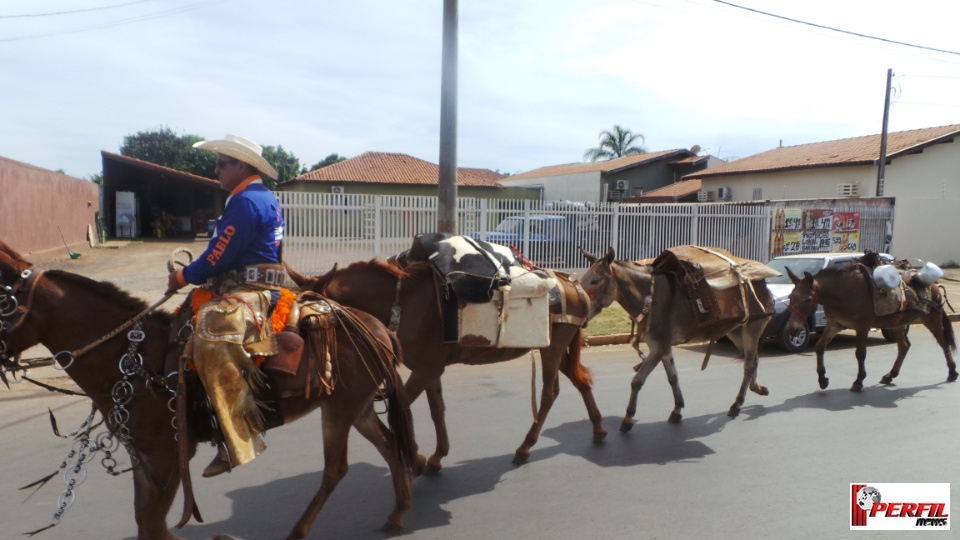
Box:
left=579, top=246, right=597, bottom=264
left=803, top=271, right=814, bottom=285
left=786, top=267, right=800, bottom=285
left=284, top=262, right=307, bottom=287
left=603, top=246, right=616, bottom=265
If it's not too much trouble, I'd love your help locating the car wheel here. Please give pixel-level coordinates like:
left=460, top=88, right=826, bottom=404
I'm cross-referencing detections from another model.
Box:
left=881, top=326, right=910, bottom=342
left=778, top=320, right=810, bottom=353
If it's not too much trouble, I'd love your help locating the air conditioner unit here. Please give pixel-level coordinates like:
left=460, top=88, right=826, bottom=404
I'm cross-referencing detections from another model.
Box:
left=615, top=180, right=630, bottom=191
left=331, top=186, right=345, bottom=194
left=697, top=190, right=715, bottom=202
left=836, top=183, right=859, bottom=197
left=718, top=186, right=731, bottom=200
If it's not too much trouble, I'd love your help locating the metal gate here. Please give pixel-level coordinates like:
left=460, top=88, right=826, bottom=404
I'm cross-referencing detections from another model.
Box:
left=279, top=192, right=894, bottom=276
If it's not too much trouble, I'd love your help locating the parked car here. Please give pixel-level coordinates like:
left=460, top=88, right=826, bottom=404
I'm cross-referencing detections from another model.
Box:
left=763, top=252, right=895, bottom=352
left=468, top=214, right=598, bottom=267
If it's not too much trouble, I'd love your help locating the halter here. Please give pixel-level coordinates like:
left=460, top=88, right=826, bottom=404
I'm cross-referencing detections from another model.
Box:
left=584, top=262, right=617, bottom=303
left=0, top=267, right=44, bottom=382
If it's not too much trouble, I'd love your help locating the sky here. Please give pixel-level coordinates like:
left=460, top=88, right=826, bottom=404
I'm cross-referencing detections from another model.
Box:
left=3, top=0, right=960, bottom=180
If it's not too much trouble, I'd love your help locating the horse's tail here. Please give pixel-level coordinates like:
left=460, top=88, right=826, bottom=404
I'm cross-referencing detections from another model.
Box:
left=384, top=334, right=418, bottom=477
left=561, top=327, right=593, bottom=389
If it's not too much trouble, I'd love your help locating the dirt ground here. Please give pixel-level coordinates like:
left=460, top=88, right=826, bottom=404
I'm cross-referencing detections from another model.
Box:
left=34, top=237, right=212, bottom=304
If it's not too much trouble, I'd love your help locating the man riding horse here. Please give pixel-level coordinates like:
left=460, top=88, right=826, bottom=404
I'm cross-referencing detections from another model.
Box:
left=166, top=134, right=301, bottom=478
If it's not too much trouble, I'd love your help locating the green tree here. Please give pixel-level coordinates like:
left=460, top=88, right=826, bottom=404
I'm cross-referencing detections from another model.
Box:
left=307, top=153, right=348, bottom=172
left=261, top=145, right=300, bottom=189
left=120, top=126, right=214, bottom=178
left=583, top=125, right=647, bottom=162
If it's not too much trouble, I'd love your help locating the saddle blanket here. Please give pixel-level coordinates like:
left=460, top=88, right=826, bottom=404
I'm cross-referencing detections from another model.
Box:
left=652, top=245, right=779, bottom=328
left=406, top=233, right=556, bottom=348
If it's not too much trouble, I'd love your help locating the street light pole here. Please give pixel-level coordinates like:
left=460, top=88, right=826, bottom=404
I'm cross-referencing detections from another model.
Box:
left=437, top=0, right=458, bottom=233
left=876, top=68, right=893, bottom=197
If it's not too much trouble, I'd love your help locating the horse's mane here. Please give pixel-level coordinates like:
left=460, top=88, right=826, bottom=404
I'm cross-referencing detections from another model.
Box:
left=46, top=269, right=161, bottom=315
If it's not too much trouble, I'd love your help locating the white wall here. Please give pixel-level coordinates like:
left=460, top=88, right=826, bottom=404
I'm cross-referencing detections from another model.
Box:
left=883, top=141, right=960, bottom=199
left=890, top=199, right=960, bottom=265
left=500, top=171, right=600, bottom=202
left=702, top=167, right=876, bottom=201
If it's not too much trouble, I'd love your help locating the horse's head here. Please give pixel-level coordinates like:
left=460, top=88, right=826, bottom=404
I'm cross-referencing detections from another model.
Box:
left=578, top=246, right=618, bottom=320
left=784, top=268, right=818, bottom=336
left=0, top=241, right=42, bottom=387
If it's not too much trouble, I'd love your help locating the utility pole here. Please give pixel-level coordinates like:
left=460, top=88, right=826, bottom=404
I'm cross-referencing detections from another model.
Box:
left=876, top=68, right=893, bottom=197
left=437, top=0, right=458, bottom=233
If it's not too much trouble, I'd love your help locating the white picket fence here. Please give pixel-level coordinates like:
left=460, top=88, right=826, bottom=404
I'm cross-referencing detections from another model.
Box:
left=278, top=192, right=894, bottom=276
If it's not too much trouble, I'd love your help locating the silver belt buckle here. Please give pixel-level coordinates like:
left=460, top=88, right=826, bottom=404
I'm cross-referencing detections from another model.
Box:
left=245, top=267, right=259, bottom=283
left=264, top=268, right=277, bottom=285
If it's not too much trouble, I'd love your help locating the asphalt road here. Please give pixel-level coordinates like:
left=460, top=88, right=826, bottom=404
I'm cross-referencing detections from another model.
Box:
left=2, top=330, right=957, bottom=539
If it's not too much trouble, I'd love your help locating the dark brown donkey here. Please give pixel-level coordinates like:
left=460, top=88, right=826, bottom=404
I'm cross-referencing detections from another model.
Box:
left=579, top=247, right=775, bottom=431
left=0, top=240, right=417, bottom=540
left=785, top=264, right=957, bottom=391
left=288, top=257, right=606, bottom=468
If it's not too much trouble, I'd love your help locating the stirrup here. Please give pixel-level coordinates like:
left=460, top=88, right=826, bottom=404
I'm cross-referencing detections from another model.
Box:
left=202, top=453, right=232, bottom=478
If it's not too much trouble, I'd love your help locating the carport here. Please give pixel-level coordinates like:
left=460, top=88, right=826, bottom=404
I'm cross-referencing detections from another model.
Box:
left=101, top=151, right=223, bottom=239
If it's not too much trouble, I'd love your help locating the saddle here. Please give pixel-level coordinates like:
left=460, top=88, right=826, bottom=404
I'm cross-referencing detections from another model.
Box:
left=651, top=246, right=780, bottom=328
left=866, top=265, right=936, bottom=317
left=400, top=233, right=557, bottom=347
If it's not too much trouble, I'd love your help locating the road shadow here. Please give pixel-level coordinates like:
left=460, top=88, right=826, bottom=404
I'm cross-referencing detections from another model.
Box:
left=736, top=380, right=951, bottom=421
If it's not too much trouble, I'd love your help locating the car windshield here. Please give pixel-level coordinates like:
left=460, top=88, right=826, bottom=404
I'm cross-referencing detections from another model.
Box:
left=494, top=218, right=523, bottom=234
left=765, top=257, right=825, bottom=284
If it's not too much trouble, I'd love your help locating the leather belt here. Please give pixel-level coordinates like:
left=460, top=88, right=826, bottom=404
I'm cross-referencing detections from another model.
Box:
left=243, top=264, right=286, bottom=290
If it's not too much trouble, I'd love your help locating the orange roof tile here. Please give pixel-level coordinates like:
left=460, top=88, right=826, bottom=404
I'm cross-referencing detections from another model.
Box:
left=287, top=151, right=504, bottom=187
left=503, top=149, right=690, bottom=181
left=641, top=179, right=701, bottom=198
left=685, top=124, right=960, bottom=179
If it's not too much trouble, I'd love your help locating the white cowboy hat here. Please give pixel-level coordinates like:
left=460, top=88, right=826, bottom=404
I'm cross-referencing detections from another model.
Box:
left=193, top=134, right=278, bottom=180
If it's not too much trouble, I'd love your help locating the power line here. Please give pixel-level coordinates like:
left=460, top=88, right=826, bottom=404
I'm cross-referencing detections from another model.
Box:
left=0, top=0, right=155, bottom=18
left=0, top=0, right=228, bottom=42
left=711, top=0, right=960, bottom=57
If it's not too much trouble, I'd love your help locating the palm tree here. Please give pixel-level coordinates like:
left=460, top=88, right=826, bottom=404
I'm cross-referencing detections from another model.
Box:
left=583, top=125, right=647, bottom=162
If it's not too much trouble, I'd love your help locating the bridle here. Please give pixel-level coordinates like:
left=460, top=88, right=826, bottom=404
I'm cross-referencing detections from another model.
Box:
left=0, top=267, right=44, bottom=383
left=786, top=285, right=818, bottom=321
left=1, top=265, right=175, bottom=386
left=584, top=262, right=617, bottom=303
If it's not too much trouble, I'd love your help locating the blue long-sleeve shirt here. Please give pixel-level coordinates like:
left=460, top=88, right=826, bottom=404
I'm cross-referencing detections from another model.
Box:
left=182, top=181, right=284, bottom=285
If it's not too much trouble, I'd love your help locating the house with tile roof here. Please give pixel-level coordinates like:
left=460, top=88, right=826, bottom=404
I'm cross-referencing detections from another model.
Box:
left=629, top=178, right=702, bottom=203
left=281, top=151, right=538, bottom=199
left=683, top=124, right=960, bottom=264
left=498, top=148, right=719, bottom=203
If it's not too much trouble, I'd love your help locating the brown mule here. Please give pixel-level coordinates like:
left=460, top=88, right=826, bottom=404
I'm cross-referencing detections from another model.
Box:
left=287, top=256, right=606, bottom=469
left=0, top=240, right=419, bottom=540
left=785, top=264, right=957, bottom=391
left=579, top=247, right=775, bottom=430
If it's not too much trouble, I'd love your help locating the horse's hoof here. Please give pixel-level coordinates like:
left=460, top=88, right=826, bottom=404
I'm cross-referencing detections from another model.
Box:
left=424, top=456, right=443, bottom=476
left=727, top=406, right=740, bottom=418
left=879, top=375, right=893, bottom=385
left=667, top=412, right=682, bottom=424
left=512, top=452, right=529, bottom=466
left=593, top=429, right=608, bottom=444
left=381, top=520, right=403, bottom=533
left=755, top=385, right=769, bottom=396
left=948, top=371, right=958, bottom=383
left=619, top=420, right=634, bottom=433
left=850, top=384, right=863, bottom=392
left=819, top=377, right=829, bottom=390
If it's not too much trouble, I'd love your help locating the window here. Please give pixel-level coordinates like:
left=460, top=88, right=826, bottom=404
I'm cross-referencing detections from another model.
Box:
left=752, top=188, right=763, bottom=200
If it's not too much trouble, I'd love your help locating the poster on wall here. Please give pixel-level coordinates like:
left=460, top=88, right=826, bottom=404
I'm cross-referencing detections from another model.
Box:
left=783, top=231, right=802, bottom=254
left=783, top=208, right=802, bottom=230
left=803, top=209, right=833, bottom=230
left=831, top=211, right=861, bottom=252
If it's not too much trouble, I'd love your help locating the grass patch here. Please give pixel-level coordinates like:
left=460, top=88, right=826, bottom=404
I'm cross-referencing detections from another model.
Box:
left=583, top=302, right=633, bottom=337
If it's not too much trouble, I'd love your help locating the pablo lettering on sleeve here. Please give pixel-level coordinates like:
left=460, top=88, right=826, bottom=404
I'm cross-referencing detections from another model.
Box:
left=205, top=225, right=235, bottom=266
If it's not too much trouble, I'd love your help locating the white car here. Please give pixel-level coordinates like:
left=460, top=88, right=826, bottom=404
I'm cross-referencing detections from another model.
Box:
left=763, top=252, right=895, bottom=352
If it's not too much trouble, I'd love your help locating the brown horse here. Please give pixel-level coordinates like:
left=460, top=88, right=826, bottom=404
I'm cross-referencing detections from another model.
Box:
left=579, top=247, right=775, bottom=431
left=0, top=240, right=418, bottom=540
left=287, top=257, right=606, bottom=467
left=785, top=265, right=957, bottom=391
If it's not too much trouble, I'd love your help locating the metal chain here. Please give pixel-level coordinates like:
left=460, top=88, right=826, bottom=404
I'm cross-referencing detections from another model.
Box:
left=40, top=319, right=178, bottom=529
